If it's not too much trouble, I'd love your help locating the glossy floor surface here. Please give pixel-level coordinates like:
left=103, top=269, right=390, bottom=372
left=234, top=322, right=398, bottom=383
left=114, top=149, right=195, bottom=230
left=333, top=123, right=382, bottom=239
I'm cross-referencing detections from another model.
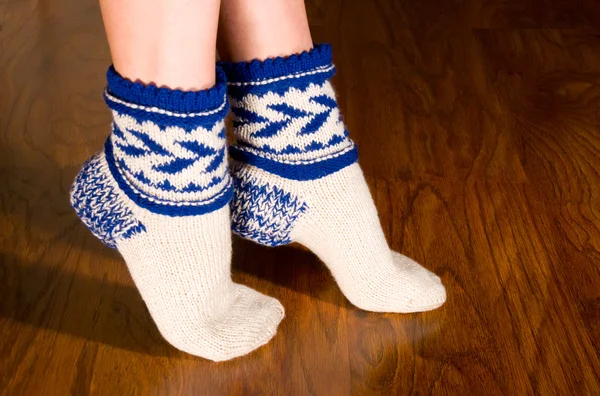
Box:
left=1, top=0, right=600, bottom=394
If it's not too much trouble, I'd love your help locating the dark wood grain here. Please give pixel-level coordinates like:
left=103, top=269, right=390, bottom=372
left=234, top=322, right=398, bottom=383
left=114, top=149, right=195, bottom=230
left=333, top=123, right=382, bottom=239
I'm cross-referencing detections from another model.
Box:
left=2, top=0, right=600, bottom=394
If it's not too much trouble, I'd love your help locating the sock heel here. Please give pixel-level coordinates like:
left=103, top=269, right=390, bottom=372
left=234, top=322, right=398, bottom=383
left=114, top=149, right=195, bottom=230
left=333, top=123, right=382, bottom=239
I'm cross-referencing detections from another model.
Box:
left=230, top=164, right=307, bottom=247
left=70, top=152, right=145, bottom=248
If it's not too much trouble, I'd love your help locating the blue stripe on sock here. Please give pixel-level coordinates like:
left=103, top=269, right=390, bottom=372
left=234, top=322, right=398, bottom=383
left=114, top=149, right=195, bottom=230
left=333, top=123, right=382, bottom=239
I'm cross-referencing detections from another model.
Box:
left=176, top=140, right=218, bottom=157
left=250, top=119, right=292, bottom=139
left=105, top=99, right=228, bottom=133
left=268, top=102, right=310, bottom=119
left=229, top=145, right=358, bottom=181
left=114, top=140, right=148, bottom=158
left=301, top=111, right=332, bottom=136
left=153, top=157, right=197, bottom=174
left=310, top=94, right=338, bottom=108
left=231, top=106, right=269, bottom=124
left=204, top=149, right=226, bottom=173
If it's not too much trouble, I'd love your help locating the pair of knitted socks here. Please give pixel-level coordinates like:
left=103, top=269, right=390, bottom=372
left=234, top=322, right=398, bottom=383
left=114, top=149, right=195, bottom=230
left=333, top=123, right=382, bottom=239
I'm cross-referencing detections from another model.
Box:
left=71, top=44, right=446, bottom=361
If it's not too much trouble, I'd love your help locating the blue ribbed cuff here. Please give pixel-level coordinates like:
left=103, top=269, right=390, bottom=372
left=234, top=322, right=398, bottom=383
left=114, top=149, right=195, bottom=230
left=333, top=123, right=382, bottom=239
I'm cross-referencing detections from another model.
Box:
left=106, top=66, right=227, bottom=113
left=218, top=43, right=333, bottom=83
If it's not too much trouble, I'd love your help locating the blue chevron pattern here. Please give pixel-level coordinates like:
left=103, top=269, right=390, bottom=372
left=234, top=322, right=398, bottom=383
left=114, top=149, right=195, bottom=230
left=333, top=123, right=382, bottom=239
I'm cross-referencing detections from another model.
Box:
left=230, top=79, right=352, bottom=161
left=222, top=44, right=359, bottom=180
left=71, top=153, right=145, bottom=248
left=230, top=169, right=308, bottom=246
left=108, top=109, right=229, bottom=203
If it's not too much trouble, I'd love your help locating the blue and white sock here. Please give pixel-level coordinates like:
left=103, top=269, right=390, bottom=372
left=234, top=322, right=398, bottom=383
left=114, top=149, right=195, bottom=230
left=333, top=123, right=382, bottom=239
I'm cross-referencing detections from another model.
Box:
left=221, top=44, right=446, bottom=313
left=70, top=67, right=284, bottom=361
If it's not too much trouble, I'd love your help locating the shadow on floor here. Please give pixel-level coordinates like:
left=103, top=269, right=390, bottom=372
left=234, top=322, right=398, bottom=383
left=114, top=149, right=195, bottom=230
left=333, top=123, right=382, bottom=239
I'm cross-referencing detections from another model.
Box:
left=0, top=252, right=179, bottom=357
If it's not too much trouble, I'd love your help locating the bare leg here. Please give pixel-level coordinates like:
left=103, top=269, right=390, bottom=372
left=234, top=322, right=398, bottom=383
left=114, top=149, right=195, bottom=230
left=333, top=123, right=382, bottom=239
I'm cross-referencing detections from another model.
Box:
left=217, top=0, right=313, bottom=62
left=100, top=0, right=219, bottom=89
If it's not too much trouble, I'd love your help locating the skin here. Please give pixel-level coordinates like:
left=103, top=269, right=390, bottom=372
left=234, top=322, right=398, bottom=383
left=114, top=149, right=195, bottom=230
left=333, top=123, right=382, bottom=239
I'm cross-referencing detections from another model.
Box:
left=100, top=0, right=313, bottom=90
left=217, top=0, right=313, bottom=62
left=99, top=0, right=220, bottom=90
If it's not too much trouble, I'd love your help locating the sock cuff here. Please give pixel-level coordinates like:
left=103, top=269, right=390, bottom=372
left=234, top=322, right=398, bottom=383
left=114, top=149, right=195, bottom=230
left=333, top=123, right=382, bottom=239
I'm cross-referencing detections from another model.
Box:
left=105, top=66, right=227, bottom=114
left=218, top=43, right=334, bottom=84
left=103, top=67, right=232, bottom=216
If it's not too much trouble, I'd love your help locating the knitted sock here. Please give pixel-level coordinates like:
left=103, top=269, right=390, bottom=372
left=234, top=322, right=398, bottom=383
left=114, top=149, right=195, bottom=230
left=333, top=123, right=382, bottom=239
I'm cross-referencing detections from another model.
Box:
left=220, top=44, right=446, bottom=313
left=70, top=68, right=284, bottom=361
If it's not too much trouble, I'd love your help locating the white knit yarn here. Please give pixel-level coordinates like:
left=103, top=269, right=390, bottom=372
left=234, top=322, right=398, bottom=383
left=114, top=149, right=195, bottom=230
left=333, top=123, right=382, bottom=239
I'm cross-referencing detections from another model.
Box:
left=77, top=153, right=284, bottom=361
left=109, top=110, right=231, bottom=203
left=232, top=161, right=446, bottom=313
left=230, top=80, right=352, bottom=162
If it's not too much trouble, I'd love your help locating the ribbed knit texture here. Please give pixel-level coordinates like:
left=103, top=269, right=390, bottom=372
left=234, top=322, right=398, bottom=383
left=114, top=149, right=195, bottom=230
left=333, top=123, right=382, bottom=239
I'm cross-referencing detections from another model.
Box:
left=70, top=67, right=284, bottom=361
left=224, top=45, right=446, bottom=313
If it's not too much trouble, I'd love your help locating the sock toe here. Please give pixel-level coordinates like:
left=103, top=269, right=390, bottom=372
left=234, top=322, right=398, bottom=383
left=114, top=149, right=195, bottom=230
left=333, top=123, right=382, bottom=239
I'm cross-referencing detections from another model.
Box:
left=403, top=280, right=447, bottom=313
left=208, top=287, right=284, bottom=361
left=390, top=251, right=447, bottom=312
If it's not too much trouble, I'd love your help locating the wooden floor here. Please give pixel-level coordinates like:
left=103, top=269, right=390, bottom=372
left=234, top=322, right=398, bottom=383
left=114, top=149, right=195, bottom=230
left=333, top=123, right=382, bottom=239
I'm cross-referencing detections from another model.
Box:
left=2, top=0, right=600, bottom=394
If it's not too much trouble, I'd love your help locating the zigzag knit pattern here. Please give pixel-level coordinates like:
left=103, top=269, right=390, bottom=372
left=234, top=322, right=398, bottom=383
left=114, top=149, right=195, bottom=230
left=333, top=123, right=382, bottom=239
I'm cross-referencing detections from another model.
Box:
left=230, top=77, right=349, bottom=159
left=71, top=153, right=146, bottom=248
left=230, top=163, right=307, bottom=246
left=220, top=44, right=358, bottom=181
left=103, top=66, right=232, bottom=215
left=109, top=109, right=228, bottom=200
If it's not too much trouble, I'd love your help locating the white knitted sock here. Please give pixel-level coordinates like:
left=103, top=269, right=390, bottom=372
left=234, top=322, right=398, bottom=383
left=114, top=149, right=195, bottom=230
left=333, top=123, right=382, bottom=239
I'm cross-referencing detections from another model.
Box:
left=70, top=68, right=284, bottom=361
left=221, top=45, right=446, bottom=313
